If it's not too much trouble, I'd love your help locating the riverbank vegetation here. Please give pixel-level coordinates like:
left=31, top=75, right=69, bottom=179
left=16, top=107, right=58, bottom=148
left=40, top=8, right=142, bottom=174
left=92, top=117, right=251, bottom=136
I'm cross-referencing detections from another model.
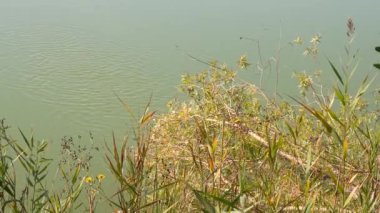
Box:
left=1, top=23, right=380, bottom=212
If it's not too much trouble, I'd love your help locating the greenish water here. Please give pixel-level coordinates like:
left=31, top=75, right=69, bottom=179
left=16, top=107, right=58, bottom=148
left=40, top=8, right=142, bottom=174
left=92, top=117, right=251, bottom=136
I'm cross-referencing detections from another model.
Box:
left=1, top=0, right=379, bottom=211
left=1, top=0, right=379, bottom=141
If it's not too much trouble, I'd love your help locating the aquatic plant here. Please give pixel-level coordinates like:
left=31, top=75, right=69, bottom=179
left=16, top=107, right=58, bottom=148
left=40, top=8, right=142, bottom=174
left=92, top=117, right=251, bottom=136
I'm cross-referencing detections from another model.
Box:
left=47, top=133, right=100, bottom=213
left=0, top=120, right=51, bottom=212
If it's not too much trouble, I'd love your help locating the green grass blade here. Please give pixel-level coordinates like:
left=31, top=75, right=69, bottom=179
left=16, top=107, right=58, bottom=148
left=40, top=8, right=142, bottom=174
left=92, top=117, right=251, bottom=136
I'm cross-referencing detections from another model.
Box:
left=326, top=169, right=344, bottom=194
left=71, top=165, right=81, bottom=185
left=285, top=121, right=297, bottom=143
left=304, top=201, right=313, bottom=213
left=334, top=87, right=346, bottom=106
left=205, top=193, right=241, bottom=211
left=325, top=107, right=344, bottom=127
left=37, top=141, right=48, bottom=154
left=114, top=183, right=138, bottom=196
left=191, top=188, right=216, bottom=213
left=1, top=184, right=15, bottom=197
left=37, top=173, right=48, bottom=183
left=328, top=60, right=344, bottom=85
left=146, top=181, right=179, bottom=194
left=289, top=96, right=342, bottom=145
left=39, top=164, right=49, bottom=176
left=18, top=129, right=32, bottom=151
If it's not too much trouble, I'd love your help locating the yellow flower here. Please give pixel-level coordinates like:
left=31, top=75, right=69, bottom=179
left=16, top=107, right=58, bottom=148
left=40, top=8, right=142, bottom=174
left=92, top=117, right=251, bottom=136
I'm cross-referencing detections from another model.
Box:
left=85, top=176, right=93, bottom=184
left=97, top=174, right=105, bottom=182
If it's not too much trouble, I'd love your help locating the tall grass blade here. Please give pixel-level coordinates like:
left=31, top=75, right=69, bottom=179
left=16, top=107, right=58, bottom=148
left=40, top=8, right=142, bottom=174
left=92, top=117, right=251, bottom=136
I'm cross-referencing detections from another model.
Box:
left=205, top=193, right=241, bottom=211
left=344, top=185, right=359, bottom=207
left=18, top=129, right=32, bottom=151
left=285, top=121, right=296, bottom=143
left=1, top=184, right=14, bottom=197
left=334, top=87, right=346, bottom=106
left=191, top=188, right=216, bottom=213
left=304, top=201, right=313, bottom=213
left=328, top=60, right=344, bottom=85
left=140, top=111, right=155, bottom=126
left=37, top=141, right=48, bottom=153
left=325, top=107, right=344, bottom=127
left=71, top=166, right=81, bottom=185
left=289, top=96, right=342, bottom=144
left=163, top=201, right=179, bottom=213
left=115, top=94, right=137, bottom=122
left=326, top=169, right=344, bottom=194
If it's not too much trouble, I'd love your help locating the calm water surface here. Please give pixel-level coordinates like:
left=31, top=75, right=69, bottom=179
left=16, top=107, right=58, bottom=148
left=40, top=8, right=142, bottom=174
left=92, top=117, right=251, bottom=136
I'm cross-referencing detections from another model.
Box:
left=1, top=0, right=379, bottom=140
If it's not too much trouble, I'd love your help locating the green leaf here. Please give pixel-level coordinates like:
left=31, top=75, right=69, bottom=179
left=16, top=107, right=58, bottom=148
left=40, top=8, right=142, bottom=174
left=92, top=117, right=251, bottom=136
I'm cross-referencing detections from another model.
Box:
left=195, top=118, right=208, bottom=140
left=27, top=177, right=34, bottom=186
left=39, top=164, right=49, bottom=176
left=304, top=201, right=313, bottom=213
left=206, top=193, right=240, bottom=211
left=111, top=132, right=121, bottom=172
left=40, top=157, right=53, bottom=163
left=374, top=64, right=380, bottom=70
left=35, top=190, right=48, bottom=202
left=72, top=165, right=81, bottom=185
left=328, top=60, right=344, bottom=85
left=37, top=173, right=48, bottom=183
left=191, top=188, right=216, bottom=213
left=37, top=141, right=48, bottom=153
left=325, top=107, right=344, bottom=127
left=18, top=129, right=32, bottom=151
left=334, top=87, right=345, bottom=106
left=326, top=168, right=344, bottom=194
left=115, top=182, right=138, bottom=196
left=20, top=157, right=34, bottom=172
left=375, top=46, right=380, bottom=53
left=146, top=181, right=179, bottom=194
left=1, top=184, right=15, bottom=197
left=289, top=96, right=342, bottom=145
left=14, top=140, right=27, bottom=156
left=351, top=74, right=375, bottom=111
left=285, top=121, right=296, bottom=143
left=290, top=97, right=332, bottom=133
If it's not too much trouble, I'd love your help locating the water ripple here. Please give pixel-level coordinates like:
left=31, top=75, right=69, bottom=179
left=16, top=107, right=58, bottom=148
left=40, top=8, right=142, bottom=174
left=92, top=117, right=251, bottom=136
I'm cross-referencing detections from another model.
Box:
left=0, top=24, right=155, bottom=131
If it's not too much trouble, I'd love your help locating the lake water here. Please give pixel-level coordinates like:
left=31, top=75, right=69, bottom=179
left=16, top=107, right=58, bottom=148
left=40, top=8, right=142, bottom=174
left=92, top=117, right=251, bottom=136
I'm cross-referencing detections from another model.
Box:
left=1, top=0, right=379, bottom=141
left=1, top=0, right=379, bottom=211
